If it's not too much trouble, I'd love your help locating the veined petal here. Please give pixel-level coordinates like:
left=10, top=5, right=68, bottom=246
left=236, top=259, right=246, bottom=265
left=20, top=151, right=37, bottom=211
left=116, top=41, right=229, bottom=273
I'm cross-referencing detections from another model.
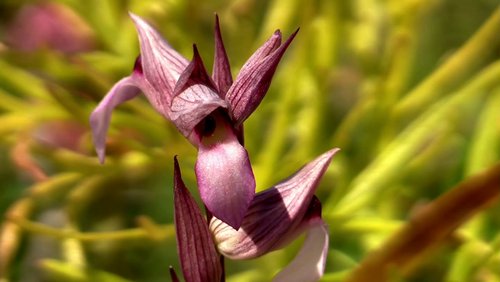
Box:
left=225, top=29, right=298, bottom=125
left=273, top=221, right=329, bottom=282
left=171, top=84, right=227, bottom=139
left=89, top=76, right=141, bottom=163
left=240, top=30, right=282, bottom=73
left=129, top=13, right=189, bottom=116
left=210, top=148, right=338, bottom=259
left=173, top=157, right=222, bottom=282
left=195, top=111, right=256, bottom=230
left=212, top=14, right=233, bottom=97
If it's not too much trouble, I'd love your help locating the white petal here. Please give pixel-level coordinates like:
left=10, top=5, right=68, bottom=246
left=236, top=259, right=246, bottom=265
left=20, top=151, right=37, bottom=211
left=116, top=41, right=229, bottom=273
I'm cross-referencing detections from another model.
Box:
left=273, top=221, right=329, bottom=282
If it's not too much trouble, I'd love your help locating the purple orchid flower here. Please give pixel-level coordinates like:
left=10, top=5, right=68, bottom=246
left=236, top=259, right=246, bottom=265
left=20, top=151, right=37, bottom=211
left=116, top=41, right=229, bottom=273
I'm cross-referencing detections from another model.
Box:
left=172, top=149, right=338, bottom=282
left=90, top=13, right=298, bottom=229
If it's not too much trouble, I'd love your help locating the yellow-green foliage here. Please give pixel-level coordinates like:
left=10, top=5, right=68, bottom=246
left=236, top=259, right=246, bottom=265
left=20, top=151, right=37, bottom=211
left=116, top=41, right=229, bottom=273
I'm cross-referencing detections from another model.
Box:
left=1, top=0, right=499, bottom=281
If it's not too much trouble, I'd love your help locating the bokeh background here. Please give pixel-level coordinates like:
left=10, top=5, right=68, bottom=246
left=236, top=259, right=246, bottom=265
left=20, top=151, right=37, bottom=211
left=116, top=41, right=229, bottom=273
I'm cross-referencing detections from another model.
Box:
left=1, top=0, right=499, bottom=281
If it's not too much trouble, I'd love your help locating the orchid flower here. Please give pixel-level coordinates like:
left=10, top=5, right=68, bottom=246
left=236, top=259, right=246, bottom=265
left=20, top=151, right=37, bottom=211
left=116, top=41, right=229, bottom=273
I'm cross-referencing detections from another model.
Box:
left=90, top=13, right=298, bottom=229
left=172, top=149, right=338, bottom=282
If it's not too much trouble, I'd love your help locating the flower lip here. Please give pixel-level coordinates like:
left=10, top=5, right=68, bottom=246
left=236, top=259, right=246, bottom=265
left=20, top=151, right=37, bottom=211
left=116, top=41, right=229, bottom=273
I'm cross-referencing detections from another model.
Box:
left=195, top=110, right=256, bottom=229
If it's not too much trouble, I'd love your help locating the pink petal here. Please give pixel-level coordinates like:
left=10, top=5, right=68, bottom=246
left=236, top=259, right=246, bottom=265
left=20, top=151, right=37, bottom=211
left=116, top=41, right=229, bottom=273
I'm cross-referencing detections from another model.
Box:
left=210, top=149, right=338, bottom=259
left=173, top=157, right=222, bottom=282
left=273, top=221, right=329, bottom=282
left=195, top=112, right=256, bottom=230
left=170, top=84, right=227, bottom=140
left=89, top=76, right=141, bottom=163
left=212, top=14, right=233, bottom=97
left=129, top=13, right=189, bottom=116
left=225, top=29, right=298, bottom=125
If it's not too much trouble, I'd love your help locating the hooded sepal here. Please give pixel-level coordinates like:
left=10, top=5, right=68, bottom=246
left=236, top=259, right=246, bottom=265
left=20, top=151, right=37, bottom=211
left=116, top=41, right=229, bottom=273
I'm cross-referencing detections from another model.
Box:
left=225, top=29, right=299, bottom=125
left=212, top=14, right=233, bottom=97
left=173, top=157, right=222, bottom=282
left=195, top=111, right=256, bottom=230
left=170, top=45, right=227, bottom=139
left=209, top=148, right=338, bottom=259
left=89, top=76, right=141, bottom=163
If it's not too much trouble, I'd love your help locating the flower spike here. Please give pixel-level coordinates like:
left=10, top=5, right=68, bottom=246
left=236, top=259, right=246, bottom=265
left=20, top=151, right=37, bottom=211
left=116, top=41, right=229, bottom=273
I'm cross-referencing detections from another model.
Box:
left=91, top=13, right=299, bottom=231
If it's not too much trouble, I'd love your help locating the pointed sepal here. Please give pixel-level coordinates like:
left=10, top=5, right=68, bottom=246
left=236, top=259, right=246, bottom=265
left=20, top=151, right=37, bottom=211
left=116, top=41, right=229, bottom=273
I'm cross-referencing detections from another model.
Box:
left=212, top=14, right=233, bottom=96
left=173, top=157, right=222, bottom=282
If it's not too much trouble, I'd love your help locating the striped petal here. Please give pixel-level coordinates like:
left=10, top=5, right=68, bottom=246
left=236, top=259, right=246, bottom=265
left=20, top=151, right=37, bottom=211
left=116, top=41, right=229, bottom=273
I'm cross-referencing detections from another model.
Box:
left=225, top=29, right=298, bottom=125
left=210, top=149, right=338, bottom=258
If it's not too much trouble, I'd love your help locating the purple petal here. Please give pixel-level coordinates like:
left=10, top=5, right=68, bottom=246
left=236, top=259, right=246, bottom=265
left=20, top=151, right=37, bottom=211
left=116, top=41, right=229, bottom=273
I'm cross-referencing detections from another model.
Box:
left=173, top=157, right=222, bottom=282
left=225, top=29, right=298, bottom=125
left=195, top=112, right=256, bottom=229
left=129, top=13, right=189, bottom=116
left=209, top=148, right=338, bottom=259
left=212, top=14, right=233, bottom=97
left=89, top=76, right=141, bottom=163
left=273, top=220, right=329, bottom=282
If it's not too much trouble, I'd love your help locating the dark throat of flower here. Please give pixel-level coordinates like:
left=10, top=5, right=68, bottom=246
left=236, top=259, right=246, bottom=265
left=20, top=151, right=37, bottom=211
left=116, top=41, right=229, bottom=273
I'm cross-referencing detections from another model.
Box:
left=194, top=109, right=242, bottom=147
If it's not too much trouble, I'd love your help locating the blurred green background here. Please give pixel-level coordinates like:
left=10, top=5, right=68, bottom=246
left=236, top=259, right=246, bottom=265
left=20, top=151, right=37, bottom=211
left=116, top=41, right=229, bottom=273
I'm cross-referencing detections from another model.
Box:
left=1, top=0, right=499, bottom=281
